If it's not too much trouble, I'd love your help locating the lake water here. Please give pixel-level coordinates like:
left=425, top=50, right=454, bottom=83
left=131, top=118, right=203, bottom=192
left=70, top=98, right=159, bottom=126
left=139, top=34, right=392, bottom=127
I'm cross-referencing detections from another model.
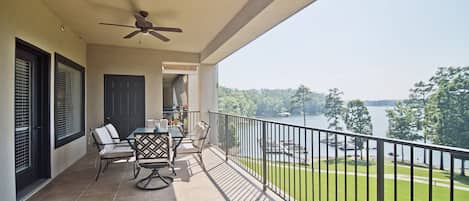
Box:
left=233, top=106, right=463, bottom=169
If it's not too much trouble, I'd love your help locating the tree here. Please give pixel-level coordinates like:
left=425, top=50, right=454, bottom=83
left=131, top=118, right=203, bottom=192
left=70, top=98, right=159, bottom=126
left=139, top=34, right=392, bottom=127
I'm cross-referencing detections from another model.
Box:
left=325, top=88, right=344, bottom=131
left=290, top=85, right=314, bottom=126
left=425, top=66, right=469, bottom=173
left=386, top=101, right=422, bottom=162
left=344, top=100, right=373, bottom=160
left=408, top=81, right=433, bottom=164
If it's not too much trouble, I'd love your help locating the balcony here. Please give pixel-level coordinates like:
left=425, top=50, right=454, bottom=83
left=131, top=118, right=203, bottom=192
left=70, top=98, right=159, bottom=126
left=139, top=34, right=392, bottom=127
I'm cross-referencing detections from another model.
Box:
left=2, top=1, right=468, bottom=201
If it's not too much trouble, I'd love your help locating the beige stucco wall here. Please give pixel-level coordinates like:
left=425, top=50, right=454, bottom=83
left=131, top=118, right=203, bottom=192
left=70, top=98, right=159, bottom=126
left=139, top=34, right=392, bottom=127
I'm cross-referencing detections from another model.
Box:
left=0, top=0, right=87, bottom=200
left=188, top=72, right=200, bottom=111
left=86, top=44, right=199, bottom=133
left=0, top=1, right=18, bottom=200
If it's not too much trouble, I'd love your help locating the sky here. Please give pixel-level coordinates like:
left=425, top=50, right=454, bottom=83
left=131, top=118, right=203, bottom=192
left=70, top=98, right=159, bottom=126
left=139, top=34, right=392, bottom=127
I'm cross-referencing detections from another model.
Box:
left=218, top=0, right=469, bottom=100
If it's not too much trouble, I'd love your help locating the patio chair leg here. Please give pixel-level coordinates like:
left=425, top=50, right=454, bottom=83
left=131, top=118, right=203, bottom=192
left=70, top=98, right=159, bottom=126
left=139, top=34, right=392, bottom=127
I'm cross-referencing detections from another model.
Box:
left=95, top=159, right=103, bottom=181
left=171, top=164, right=176, bottom=176
left=198, top=153, right=205, bottom=170
left=133, top=162, right=141, bottom=179
left=160, top=173, right=170, bottom=185
left=103, top=160, right=112, bottom=172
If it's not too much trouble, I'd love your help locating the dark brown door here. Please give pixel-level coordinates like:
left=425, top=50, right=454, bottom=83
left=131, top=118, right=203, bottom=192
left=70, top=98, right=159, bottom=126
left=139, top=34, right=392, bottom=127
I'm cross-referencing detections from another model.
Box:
left=15, top=49, right=41, bottom=191
left=104, top=75, right=145, bottom=138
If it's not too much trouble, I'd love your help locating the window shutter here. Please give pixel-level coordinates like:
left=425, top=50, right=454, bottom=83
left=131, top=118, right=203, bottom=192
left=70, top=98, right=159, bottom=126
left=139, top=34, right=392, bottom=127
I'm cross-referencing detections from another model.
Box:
left=15, top=58, right=32, bottom=172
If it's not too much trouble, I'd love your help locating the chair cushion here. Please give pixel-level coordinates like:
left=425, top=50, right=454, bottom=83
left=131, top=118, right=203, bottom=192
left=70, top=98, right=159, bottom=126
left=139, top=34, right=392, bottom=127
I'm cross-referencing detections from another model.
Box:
left=177, top=142, right=198, bottom=153
left=105, top=124, right=121, bottom=143
left=100, top=145, right=134, bottom=159
left=138, top=158, right=171, bottom=165
left=94, top=127, right=115, bottom=152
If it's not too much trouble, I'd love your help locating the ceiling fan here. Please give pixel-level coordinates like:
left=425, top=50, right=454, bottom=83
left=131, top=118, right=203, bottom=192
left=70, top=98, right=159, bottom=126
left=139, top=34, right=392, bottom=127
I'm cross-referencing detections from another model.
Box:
left=99, top=10, right=182, bottom=42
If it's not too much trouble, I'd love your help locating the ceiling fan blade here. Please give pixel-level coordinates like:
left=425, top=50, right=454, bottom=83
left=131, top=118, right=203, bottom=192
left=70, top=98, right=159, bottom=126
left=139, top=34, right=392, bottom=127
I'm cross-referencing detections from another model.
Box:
left=151, top=27, right=183, bottom=33
left=99, top=23, right=136, bottom=28
left=149, top=31, right=170, bottom=42
left=124, top=30, right=141, bottom=39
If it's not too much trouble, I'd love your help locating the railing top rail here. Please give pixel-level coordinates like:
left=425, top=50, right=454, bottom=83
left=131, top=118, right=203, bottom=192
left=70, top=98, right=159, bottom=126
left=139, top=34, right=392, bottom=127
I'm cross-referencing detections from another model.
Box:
left=209, top=111, right=469, bottom=155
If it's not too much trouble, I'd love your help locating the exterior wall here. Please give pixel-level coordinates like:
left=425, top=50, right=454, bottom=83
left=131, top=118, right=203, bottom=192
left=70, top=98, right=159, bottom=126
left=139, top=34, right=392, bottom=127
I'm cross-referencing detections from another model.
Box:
left=0, top=0, right=87, bottom=200
left=0, top=1, right=18, bottom=200
left=86, top=44, right=199, bottom=134
left=163, top=84, right=174, bottom=108
left=188, top=73, right=200, bottom=111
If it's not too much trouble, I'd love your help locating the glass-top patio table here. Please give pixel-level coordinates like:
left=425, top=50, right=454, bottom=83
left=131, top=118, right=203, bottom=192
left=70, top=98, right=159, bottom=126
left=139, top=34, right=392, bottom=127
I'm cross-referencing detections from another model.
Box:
left=127, top=126, right=185, bottom=173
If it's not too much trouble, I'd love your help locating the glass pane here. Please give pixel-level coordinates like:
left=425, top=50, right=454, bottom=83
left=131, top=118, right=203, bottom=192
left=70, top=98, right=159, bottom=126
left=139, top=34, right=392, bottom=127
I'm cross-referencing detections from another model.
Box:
left=55, top=62, right=82, bottom=140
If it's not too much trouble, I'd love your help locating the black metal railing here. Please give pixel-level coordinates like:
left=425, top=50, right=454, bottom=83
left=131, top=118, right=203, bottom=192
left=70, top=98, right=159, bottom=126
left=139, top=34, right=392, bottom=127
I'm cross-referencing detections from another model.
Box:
left=163, top=110, right=200, bottom=134
left=208, top=111, right=469, bottom=201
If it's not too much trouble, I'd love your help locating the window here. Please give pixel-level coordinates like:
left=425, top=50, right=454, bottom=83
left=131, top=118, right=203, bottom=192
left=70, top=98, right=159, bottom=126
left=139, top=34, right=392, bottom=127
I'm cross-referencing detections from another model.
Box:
left=54, top=53, right=84, bottom=148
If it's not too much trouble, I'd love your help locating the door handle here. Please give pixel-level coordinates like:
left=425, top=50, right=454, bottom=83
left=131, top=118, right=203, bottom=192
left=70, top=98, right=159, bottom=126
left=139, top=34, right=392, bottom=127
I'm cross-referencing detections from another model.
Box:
left=35, top=126, right=42, bottom=129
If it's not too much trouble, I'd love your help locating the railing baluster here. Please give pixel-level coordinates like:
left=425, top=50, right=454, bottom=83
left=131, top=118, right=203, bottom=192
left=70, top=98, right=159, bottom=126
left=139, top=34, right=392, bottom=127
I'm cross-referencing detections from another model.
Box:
left=305, top=128, right=308, bottom=201
left=274, top=124, right=280, bottom=191
left=262, top=121, right=267, bottom=191
left=312, top=129, right=315, bottom=201
left=429, top=150, right=433, bottom=201
left=344, top=135, right=347, bottom=201
left=354, top=137, right=358, bottom=201
left=326, top=132, right=330, bottom=201
left=293, top=126, right=297, bottom=199
left=411, top=145, right=414, bottom=201
left=224, top=115, right=229, bottom=161
left=450, top=153, right=454, bottom=201
left=318, top=131, right=322, bottom=201
left=283, top=125, right=286, bottom=199
left=298, top=127, right=301, bottom=201
left=270, top=123, right=273, bottom=189
left=366, top=139, right=369, bottom=201
left=249, top=119, right=252, bottom=176
left=288, top=126, right=291, bottom=200
left=335, top=133, right=338, bottom=201
left=377, top=140, right=385, bottom=201
left=258, top=120, right=261, bottom=181
left=394, top=143, right=397, bottom=201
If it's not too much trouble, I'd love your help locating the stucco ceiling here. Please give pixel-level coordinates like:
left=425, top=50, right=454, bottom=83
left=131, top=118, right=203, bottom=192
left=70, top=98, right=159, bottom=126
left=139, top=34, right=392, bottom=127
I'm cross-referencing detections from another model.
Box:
left=43, top=0, right=248, bottom=53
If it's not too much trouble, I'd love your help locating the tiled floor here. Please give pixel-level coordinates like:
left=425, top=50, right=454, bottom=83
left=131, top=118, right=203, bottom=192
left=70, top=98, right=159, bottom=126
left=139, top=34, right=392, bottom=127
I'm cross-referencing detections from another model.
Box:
left=27, top=147, right=280, bottom=201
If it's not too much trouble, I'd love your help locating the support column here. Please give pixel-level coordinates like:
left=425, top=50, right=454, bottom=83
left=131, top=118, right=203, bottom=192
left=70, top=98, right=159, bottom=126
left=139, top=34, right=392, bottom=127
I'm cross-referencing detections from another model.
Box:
left=198, top=64, right=218, bottom=143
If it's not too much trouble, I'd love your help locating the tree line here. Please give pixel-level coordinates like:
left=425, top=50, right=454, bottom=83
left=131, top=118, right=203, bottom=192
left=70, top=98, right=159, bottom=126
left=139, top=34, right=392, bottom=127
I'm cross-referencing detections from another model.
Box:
left=218, top=86, right=325, bottom=117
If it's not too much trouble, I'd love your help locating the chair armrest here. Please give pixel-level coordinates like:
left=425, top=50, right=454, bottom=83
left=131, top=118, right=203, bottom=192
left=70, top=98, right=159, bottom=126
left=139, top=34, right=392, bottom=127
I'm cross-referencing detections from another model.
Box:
left=96, top=141, right=129, bottom=146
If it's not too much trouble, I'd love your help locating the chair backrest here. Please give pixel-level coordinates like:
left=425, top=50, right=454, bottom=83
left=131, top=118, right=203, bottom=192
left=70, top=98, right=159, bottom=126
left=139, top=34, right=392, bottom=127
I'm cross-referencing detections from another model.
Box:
left=104, top=124, right=120, bottom=143
left=160, top=119, right=169, bottom=130
left=134, top=133, right=171, bottom=162
left=92, top=127, right=114, bottom=152
left=192, top=121, right=210, bottom=150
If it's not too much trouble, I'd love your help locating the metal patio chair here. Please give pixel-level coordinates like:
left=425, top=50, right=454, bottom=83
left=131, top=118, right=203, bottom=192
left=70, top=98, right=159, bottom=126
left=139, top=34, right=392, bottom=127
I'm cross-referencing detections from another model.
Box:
left=134, top=132, right=174, bottom=190
left=91, top=127, right=135, bottom=181
left=176, top=121, right=210, bottom=169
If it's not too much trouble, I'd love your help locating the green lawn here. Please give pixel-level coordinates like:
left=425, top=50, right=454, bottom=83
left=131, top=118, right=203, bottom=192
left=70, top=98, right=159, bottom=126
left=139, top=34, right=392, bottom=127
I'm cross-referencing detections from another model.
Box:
left=237, top=157, right=469, bottom=201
